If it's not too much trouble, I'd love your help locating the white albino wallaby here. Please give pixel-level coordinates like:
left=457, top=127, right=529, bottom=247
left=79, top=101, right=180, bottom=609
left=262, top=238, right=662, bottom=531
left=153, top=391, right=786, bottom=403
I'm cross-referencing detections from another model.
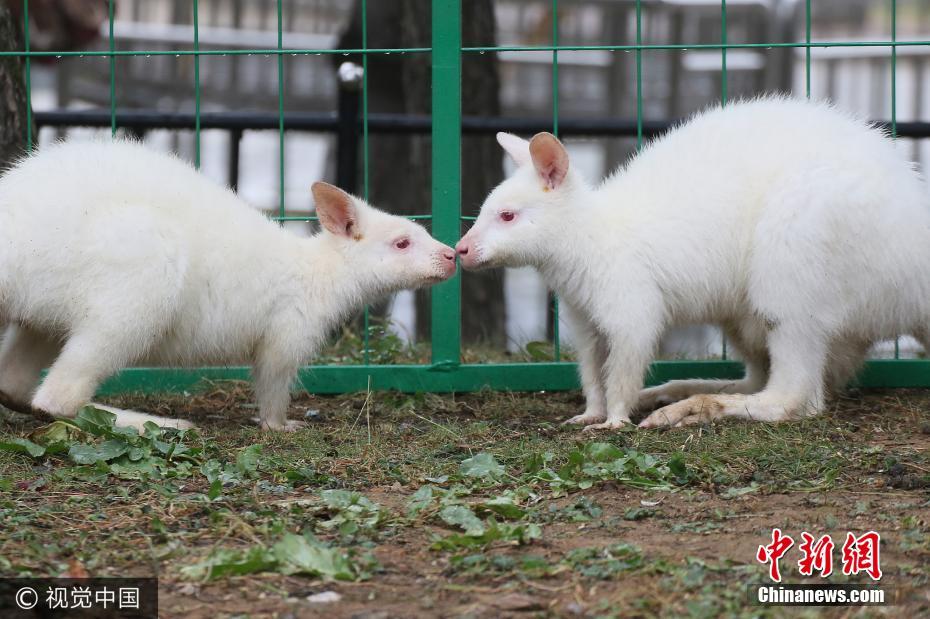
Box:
left=457, top=97, right=930, bottom=430
left=0, top=140, right=456, bottom=431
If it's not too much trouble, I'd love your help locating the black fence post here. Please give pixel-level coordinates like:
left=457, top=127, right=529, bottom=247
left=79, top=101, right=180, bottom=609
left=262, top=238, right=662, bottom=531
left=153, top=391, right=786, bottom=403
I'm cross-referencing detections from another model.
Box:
left=228, top=128, right=242, bottom=192
left=336, top=62, right=363, bottom=195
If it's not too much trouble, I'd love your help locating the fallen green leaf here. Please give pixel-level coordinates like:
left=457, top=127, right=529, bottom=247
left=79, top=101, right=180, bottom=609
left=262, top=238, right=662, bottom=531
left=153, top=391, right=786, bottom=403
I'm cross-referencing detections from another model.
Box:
left=0, top=438, right=45, bottom=458
left=459, top=453, right=505, bottom=481
left=440, top=505, right=486, bottom=536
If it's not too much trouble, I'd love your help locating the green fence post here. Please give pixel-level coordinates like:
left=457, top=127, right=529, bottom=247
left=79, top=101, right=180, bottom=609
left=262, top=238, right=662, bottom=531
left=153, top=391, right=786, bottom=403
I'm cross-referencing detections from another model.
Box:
left=551, top=0, right=560, bottom=361
left=635, top=0, right=642, bottom=148
left=891, top=0, right=900, bottom=359
left=22, top=0, right=31, bottom=150
left=193, top=0, right=201, bottom=168
left=430, top=0, right=462, bottom=367
left=108, top=0, right=115, bottom=136
left=276, top=0, right=285, bottom=220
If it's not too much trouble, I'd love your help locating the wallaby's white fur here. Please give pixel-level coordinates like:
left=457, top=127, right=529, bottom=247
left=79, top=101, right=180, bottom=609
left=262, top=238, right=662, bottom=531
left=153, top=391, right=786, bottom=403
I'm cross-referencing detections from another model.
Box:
left=458, top=97, right=930, bottom=429
left=0, top=140, right=455, bottom=431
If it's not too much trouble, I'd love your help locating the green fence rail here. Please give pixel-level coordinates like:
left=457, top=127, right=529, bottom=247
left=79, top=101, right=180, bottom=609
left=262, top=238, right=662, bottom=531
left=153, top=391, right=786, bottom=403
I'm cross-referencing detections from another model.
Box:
left=17, top=0, right=930, bottom=395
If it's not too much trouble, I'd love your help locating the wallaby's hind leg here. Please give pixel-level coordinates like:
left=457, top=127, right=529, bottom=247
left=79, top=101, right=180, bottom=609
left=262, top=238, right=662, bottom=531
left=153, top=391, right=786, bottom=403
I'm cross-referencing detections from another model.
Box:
left=0, top=325, right=61, bottom=409
left=28, top=326, right=194, bottom=431
left=636, top=324, right=769, bottom=411
left=640, top=323, right=828, bottom=428
left=30, top=329, right=129, bottom=418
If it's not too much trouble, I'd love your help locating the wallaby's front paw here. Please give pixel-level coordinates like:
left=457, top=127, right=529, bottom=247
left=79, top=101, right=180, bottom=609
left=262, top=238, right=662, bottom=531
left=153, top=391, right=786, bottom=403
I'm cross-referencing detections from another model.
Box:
left=581, top=418, right=630, bottom=432
left=258, top=419, right=308, bottom=432
left=562, top=410, right=607, bottom=426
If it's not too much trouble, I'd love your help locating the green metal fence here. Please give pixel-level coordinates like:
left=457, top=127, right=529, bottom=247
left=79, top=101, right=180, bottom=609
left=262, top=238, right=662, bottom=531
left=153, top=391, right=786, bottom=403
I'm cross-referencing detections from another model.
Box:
left=13, top=0, right=930, bottom=395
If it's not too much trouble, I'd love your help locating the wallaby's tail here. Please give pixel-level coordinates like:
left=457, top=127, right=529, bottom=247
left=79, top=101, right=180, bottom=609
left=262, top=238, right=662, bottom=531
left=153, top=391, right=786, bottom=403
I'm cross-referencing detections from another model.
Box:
left=90, top=403, right=195, bottom=432
left=0, top=397, right=194, bottom=432
left=918, top=335, right=930, bottom=358
left=0, top=381, right=57, bottom=424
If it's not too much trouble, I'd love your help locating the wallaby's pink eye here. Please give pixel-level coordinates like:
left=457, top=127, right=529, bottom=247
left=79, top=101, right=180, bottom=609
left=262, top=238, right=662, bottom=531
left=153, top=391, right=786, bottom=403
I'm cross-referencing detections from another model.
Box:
left=395, top=238, right=410, bottom=250
left=500, top=211, right=515, bottom=222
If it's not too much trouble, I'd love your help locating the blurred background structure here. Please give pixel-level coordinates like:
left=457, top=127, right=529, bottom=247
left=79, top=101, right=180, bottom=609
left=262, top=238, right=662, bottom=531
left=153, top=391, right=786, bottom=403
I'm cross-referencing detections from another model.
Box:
left=12, top=0, right=930, bottom=359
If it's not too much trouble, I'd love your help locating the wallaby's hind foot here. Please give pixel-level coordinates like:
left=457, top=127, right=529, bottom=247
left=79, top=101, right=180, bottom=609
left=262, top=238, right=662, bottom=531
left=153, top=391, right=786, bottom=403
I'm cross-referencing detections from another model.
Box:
left=641, top=325, right=828, bottom=428
left=638, top=392, right=802, bottom=428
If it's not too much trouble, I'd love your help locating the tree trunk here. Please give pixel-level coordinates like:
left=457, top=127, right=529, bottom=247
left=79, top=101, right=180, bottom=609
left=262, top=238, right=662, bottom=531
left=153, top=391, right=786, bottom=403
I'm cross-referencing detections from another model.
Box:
left=338, top=0, right=505, bottom=349
left=0, top=4, right=33, bottom=165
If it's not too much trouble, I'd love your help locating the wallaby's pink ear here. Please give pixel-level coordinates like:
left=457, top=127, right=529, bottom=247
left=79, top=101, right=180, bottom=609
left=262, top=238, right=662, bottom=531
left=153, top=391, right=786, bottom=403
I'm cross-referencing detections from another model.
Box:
left=312, top=181, right=359, bottom=239
left=497, top=132, right=531, bottom=167
left=529, top=132, right=569, bottom=190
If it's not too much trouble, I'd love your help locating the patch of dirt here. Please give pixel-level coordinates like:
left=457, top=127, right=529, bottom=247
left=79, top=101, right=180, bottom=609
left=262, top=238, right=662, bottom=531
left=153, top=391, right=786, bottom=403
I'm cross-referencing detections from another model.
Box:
left=156, top=486, right=930, bottom=618
left=4, top=387, right=930, bottom=617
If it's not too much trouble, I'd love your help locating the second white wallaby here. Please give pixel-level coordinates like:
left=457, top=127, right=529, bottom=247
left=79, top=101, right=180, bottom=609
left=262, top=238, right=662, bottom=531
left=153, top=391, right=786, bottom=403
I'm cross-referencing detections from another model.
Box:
left=0, top=140, right=456, bottom=431
left=457, top=97, right=930, bottom=430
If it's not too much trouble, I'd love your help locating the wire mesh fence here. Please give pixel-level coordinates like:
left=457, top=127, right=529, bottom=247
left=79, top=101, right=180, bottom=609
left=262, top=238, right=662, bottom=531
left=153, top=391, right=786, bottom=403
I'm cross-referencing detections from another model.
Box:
left=11, top=0, right=930, bottom=394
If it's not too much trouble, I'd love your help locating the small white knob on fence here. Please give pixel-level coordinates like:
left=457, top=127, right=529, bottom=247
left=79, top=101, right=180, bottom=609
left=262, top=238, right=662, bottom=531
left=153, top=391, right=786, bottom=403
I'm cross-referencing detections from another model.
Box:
left=337, top=62, right=365, bottom=90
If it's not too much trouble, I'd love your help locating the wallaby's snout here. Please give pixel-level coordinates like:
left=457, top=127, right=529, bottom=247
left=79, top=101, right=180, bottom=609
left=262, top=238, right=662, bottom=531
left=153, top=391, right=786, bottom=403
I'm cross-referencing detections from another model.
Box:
left=440, top=245, right=456, bottom=276
left=435, top=243, right=457, bottom=280
left=455, top=233, right=480, bottom=269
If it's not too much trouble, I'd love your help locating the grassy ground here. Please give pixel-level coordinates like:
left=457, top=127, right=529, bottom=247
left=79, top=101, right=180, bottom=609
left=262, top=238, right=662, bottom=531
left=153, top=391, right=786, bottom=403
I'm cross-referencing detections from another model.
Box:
left=1, top=385, right=928, bottom=618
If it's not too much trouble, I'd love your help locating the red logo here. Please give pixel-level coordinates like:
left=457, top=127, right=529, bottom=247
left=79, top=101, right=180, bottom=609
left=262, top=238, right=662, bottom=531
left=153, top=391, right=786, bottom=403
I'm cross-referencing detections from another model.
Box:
left=841, top=531, right=882, bottom=581
left=758, top=529, right=882, bottom=582
left=798, top=532, right=834, bottom=577
left=756, top=528, right=795, bottom=583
